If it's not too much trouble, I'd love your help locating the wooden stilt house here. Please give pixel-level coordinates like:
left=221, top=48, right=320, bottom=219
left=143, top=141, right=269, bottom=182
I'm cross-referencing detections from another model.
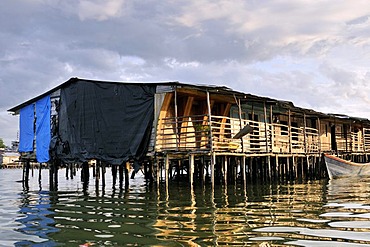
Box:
left=8, top=77, right=370, bottom=183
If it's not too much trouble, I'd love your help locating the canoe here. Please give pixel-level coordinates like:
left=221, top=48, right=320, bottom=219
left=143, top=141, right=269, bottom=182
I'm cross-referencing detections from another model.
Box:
left=323, top=153, right=370, bottom=179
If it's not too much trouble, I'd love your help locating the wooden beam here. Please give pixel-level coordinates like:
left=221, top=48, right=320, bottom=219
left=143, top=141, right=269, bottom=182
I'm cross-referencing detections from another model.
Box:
left=183, top=96, right=194, bottom=117
left=156, top=92, right=174, bottom=148
left=177, top=88, right=235, bottom=103
left=180, top=96, right=195, bottom=133
left=159, top=92, right=173, bottom=121
left=180, top=96, right=194, bottom=149
left=219, top=103, right=232, bottom=139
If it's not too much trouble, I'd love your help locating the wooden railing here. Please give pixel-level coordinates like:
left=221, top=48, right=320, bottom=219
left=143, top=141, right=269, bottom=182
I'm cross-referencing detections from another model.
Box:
left=155, top=115, right=364, bottom=154
left=364, top=128, right=370, bottom=152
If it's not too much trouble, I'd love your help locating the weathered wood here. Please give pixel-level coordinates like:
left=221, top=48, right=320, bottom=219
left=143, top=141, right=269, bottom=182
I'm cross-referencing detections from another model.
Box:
left=112, top=165, right=117, bottom=187
left=189, top=154, right=194, bottom=186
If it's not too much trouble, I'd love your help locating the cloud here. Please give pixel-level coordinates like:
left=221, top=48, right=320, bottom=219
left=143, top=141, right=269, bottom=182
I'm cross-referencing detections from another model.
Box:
left=1, top=0, right=370, bottom=145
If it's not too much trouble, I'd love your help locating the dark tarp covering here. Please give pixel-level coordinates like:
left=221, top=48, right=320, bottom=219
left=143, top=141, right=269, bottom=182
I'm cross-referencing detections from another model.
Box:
left=56, top=80, right=156, bottom=165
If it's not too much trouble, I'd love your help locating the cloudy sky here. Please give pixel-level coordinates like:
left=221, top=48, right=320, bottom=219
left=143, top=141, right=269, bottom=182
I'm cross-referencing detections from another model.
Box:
left=1, top=0, right=370, bottom=146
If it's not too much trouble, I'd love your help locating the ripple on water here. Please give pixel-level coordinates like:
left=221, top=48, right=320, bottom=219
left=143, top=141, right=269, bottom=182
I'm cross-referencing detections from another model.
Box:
left=2, top=169, right=370, bottom=246
left=255, top=226, right=370, bottom=242
left=329, top=221, right=370, bottom=229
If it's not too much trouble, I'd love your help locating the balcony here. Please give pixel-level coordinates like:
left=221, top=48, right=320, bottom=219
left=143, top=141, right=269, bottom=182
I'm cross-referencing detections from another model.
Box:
left=156, top=115, right=320, bottom=155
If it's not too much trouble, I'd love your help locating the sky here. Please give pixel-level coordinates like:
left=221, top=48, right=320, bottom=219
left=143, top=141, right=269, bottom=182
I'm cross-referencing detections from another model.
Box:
left=1, top=0, right=370, bottom=146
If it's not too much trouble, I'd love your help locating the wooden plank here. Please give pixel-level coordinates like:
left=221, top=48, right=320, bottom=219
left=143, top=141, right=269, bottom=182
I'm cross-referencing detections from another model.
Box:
left=157, top=93, right=174, bottom=149
left=177, top=88, right=235, bottom=103
left=219, top=103, right=232, bottom=140
left=180, top=96, right=195, bottom=148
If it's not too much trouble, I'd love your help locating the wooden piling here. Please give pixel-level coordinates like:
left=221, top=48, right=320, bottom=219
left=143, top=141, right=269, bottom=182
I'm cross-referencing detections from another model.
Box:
left=119, top=164, right=124, bottom=189
left=112, top=164, right=117, bottom=188
left=211, top=152, right=215, bottom=187
left=125, top=162, right=129, bottom=188
left=189, top=154, right=194, bottom=186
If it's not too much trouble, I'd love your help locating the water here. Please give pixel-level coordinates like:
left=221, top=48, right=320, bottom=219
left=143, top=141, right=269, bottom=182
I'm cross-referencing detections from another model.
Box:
left=1, top=169, right=370, bottom=246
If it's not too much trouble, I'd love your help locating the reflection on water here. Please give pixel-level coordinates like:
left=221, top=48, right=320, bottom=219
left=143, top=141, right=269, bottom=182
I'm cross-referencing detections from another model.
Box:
left=1, top=169, right=370, bottom=246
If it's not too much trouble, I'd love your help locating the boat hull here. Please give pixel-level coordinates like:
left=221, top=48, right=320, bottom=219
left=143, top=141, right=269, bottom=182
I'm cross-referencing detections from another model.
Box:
left=324, top=154, right=370, bottom=179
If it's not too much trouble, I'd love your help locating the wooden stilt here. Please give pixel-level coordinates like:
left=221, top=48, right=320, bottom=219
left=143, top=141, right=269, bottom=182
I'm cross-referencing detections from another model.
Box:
left=241, top=156, right=246, bottom=186
left=25, top=160, right=30, bottom=182
left=267, top=156, right=271, bottom=180
left=143, top=161, right=148, bottom=179
left=49, top=162, right=54, bottom=190
left=156, top=159, right=160, bottom=186
left=189, top=154, right=194, bottom=187
left=70, top=164, right=74, bottom=179
left=165, top=154, right=169, bottom=187
left=95, top=160, right=100, bottom=192
left=176, top=160, right=181, bottom=182
left=249, top=157, right=254, bottom=181
left=223, top=156, right=228, bottom=185
left=211, top=152, right=215, bottom=188
left=38, top=162, right=42, bottom=183
left=82, top=161, right=89, bottom=183
left=148, top=160, right=154, bottom=182
left=118, top=164, right=123, bottom=189
left=200, top=156, right=205, bottom=184
left=55, top=161, right=59, bottom=187
left=125, top=162, right=129, bottom=188
left=112, top=165, right=117, bottom=188
left=66, top=163, right=69, bottom=179
left=102, top=162, right=106, bottom=189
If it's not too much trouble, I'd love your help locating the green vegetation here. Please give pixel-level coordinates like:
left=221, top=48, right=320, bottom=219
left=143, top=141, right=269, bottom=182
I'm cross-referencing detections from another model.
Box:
left=0, top=138, right=6, bottom=149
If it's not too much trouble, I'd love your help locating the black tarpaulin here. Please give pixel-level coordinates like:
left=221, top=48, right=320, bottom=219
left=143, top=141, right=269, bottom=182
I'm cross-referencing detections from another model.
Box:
left=56, top=80, right=156, bottom=165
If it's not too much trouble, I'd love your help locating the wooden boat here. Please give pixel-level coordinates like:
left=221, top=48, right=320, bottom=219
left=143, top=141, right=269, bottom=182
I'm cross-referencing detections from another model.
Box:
left=323, top=153, right=370, bottom=179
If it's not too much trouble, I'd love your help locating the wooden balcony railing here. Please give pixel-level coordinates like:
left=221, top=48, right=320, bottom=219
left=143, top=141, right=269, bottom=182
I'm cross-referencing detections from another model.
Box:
left=155, top=115, right=364, bottom=155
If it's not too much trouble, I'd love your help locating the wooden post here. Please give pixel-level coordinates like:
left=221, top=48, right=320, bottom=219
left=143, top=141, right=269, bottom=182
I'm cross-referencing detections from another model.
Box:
left=156, top=158, right=160, bottom=186
left=249, top=157, right=253, bottom=180
left=80, top=161, right=89, bottom=192
left=223, top=156, right=228, bottom=185
left=241, top=156, right=246, bottom=186
left=236, top=97, right=244, bottom=152
left=189, top=154, right=194, bottom=186
left=267, top=156, right=271, bottom=180
left=149, top=160, right=154, bottom=183
left=95, top=160, right=100, bottom=191
left=70, top=164, right=74, bottom=179
left=165, top=154, right=169, bottom=188
left=274, top=155, right=278, bottom=179
left=303, top=113, right=307, bottom=154
left=317, top=117, right=322, bottom=153
left=143, top=161, right=148, bottom=180
left=125, top=162, right=129, bottom=188
left=174, top=86, right=179, bottom=151
left=66, top=163, right=69, bottom=179
left=206, top=90, right=214, bottom=149
left=264, top=102, right=269, bottom=154
left=25, top=160, right=30, bottom=182
left=293, top=156, right=298, bottom=179
left=211, top=152, right=215, bottom=187
left=287, top=157, right=291, bottom=180
left=54, top=160, right=59, bottom=189
left=119, top=164, right=124, bottom=189
left=102, top=162, right=106, bottom=189
left=38, top=162, right=42, bottom=182
left=200, top=156, right=205, bottom=184
left=49, top=162, right=54, bottom=190
left=112, top=165, right=117, bottom=188
left=288, top=109, right=292, bottom=154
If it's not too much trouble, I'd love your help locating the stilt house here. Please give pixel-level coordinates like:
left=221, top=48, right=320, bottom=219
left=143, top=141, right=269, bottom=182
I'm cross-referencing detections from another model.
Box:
left=8, top=78, right=370, bottom=181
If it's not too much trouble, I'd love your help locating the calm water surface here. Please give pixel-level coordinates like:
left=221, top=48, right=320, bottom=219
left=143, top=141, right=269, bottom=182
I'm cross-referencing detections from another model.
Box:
left=1, top=168, right=370, bottom=246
